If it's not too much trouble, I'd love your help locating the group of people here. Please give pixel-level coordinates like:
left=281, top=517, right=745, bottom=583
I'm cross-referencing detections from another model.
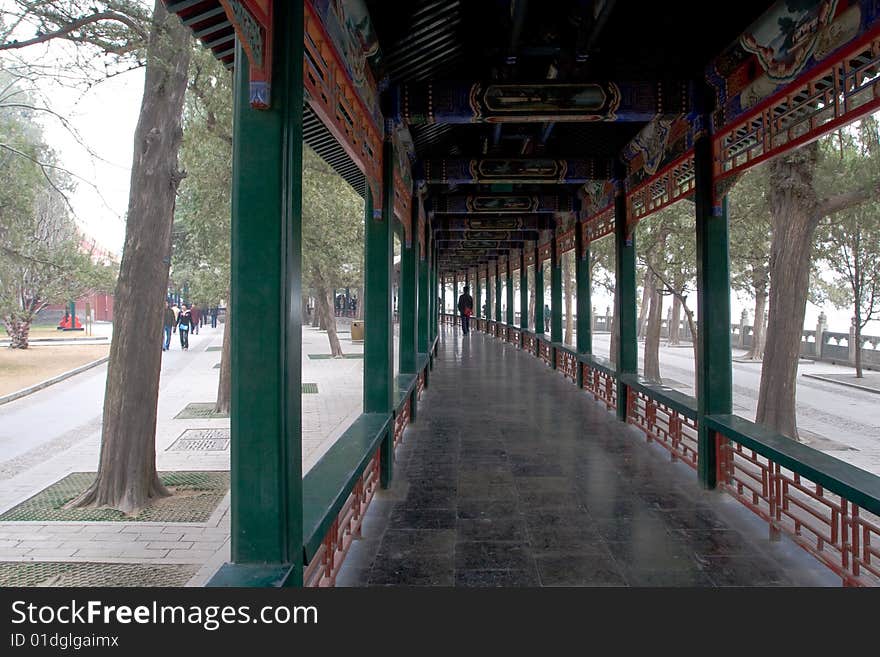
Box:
left=162, top=300, right=220, bottom=351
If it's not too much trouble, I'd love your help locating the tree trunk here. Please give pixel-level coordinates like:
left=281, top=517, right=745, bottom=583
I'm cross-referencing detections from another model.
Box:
left=301, top=294, right=310, bottom=325
left=746, top=287, right=767, bottom=360
left=644, top=275, right=663, bottom=382
left=68, top=3, right=191, bottom=514
left=314, top=278, right=343, bottom=357
left=756, top=144, right=821, bottom=442
left=214, top=292, right=231, bottom=414
left=636, top=269, right=651, bottom=338
left=563, top=254, right=573, bottom=345
left=685, top=308, right=698, bottom=371
left=4, top=312, right=33, bottom=349
left=355, top=285, right=364, bottom=320
left=528, top=280, right=536, bottom=329
left=311, top=293, right=320, bottom=327
left=854, top=319, right=863, bottom=378
left=854, top=234, right=863, bottom=378
left=669, top=294, right=681, bottom=345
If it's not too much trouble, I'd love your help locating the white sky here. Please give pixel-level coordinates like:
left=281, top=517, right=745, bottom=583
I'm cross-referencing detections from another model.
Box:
left=0, top=1, right=875, bottom=335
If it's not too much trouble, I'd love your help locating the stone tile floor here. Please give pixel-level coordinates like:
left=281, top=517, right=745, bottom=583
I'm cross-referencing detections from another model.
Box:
left=337, top=327, right=840, bottom=587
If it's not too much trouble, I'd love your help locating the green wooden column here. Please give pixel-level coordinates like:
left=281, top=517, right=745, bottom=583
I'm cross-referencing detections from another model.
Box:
left=695, top=120, right=732, bottom=489
left=534, top=247, right=545, bottom=335
left=551, top=237, right=562, bottom=346
left=506, top=256, right=515, bottom=325
left=221, top=3, right=303, bottom=587
left=520, top=251, right=528, bottom=331
left=614, top=169, right=637, bottom=422
left=432, top=243, right=439, bottom=347
left=485, top=267, right=492, bottom=320
left=366, top=139, right=394, bottom=487
left=495, top=259, right=502, bottom=323
left=399, top=197, right=418, bottom=375
left=475, top=268, right=482, bottom=325
left=576, top=225, right=592, bottom=355
left=418, top=216, right=429, bottom=380
left=450, top=272, right=456, bottom=322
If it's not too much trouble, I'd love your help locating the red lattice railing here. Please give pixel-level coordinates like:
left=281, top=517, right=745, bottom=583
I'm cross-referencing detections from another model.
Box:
left=393, top=397, right=411, bottom=449
left=556, top=348, right=577, bottom=383
left=626, top=387, right=698, bottom=470
left=523, top=332, right=537, bottom=355
left=304, top=447, right=381, bottom=587
left=716, top=434, right=880, bottom=587
left=509, top=327, right=521, bottom=347
left=582, top=362, right=616, bottom=411
left=499, top=324, right=509, bottom=342
left=539, top=340, right=553, bottom=367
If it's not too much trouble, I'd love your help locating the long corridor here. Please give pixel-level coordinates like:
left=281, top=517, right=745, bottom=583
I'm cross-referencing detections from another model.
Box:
left=337, top=326, right=838, bottom=586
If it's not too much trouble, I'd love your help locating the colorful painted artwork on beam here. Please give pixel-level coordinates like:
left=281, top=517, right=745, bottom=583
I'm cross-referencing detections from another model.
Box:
left=304, top=0, right=383, bottom=212
left=432, top=195, right=575, bottom=214
left=391, top=124, right=414, bottom=242
left=707, top=0, right=880, bottom=132
left=580, top=180, right=616, bottom=220
left=622, top=114, right=694, bottom=190
left=308, top=0, right=382, bottom=127
left=218, top=0, right=272, bottom=108
left=438, top=217, right=554, bottom=231
left=420, top=158, right=609, bottom=184
left=390, top=81, right=691, bottom=124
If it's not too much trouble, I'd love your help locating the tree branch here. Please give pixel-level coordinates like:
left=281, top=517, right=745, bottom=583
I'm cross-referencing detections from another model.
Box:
left=0, top=10, right=146, bottom=50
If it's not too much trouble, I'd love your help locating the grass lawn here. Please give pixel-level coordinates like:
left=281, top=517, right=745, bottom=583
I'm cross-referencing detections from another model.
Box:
left=0, top=344, right=109, bottom=397
left=7, top=326, right=104, bottom=341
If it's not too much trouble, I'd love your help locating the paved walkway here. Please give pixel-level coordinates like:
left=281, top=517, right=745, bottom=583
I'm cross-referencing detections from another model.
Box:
left=336, top=326, right=838, bottom=586
left=0, top=319, right=375, bottom=586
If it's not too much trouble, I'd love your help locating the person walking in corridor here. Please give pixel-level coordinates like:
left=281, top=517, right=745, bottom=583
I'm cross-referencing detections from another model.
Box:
left=177, top=304, right=193, bottom=350
left=458, top=285, right=474, bottom=335
left=163, top=300, right=175, bottom=351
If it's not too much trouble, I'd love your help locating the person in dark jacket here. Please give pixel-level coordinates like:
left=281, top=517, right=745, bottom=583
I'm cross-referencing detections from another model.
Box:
left=190, top=305, right=201, bottom=335
left=163, top=300, right=175, bottom=351
left=177, top=304, right=193, bottom=350
left=457, top=286, right=474, bottom=335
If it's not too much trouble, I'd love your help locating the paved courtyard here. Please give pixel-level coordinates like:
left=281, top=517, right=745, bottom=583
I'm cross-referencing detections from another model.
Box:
left=0, top=320, right=372, bottom=586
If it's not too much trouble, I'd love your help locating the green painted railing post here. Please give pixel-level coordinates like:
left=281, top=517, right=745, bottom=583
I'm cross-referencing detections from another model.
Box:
left=615, top=167, right=637, bottom=422
left=520, top=251, right=528, bottom=331
left=551, top=236, right=562, bottom=350
left=225, top=2, right=303, bottom=586
left=576, top=226, right=591, bottom=355
left=400, top=193, right=418, bottom=376
left=495, top=259, right=502, bottom=323
left=506, top=255, right=514, bottom=326
left=366, top=139, right=394, bottom=488
left=535, top=246, right=545, bottom=336
left=695, top=116, right=732, bottom=489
